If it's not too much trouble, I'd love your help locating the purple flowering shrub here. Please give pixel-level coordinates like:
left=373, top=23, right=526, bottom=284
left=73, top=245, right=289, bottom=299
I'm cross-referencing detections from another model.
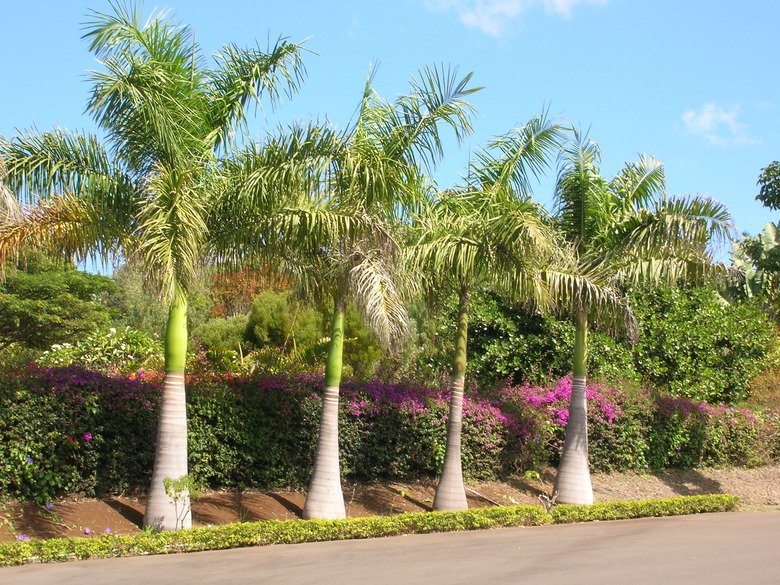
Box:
left=186, top=374, right=519, bottom=488
left=0, top=365, right=160, bottom=503
left=337, top=380, right=518, bottom=480
left=490, top=376, right=651, bottom=472
left=647, top=397, right=780, bottom=469
left=2, top=366, right=779, bottom=504
left=492, top=376, right=780, bottom=472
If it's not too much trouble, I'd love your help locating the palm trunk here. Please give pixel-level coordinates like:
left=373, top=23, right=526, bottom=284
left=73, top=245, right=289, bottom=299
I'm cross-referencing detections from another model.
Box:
left=555, top=311, right=594, bottom=505
left=433, top=286, right=470, bottom=511
left=303, top=297, right=347, bottom=519
left=144, top=292, right=192, bottom=531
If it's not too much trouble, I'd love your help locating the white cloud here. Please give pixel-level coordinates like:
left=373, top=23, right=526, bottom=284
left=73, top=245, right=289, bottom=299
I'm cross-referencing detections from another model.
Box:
left=428, top=0, right=609, bottom=37
left=681, top=103, right=756, bottom=147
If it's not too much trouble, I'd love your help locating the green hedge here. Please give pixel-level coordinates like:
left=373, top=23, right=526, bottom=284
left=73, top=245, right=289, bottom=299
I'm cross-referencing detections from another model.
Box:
left=2, top=365, right=779, bottom=505
left=0, top=494, right=739, bottom=567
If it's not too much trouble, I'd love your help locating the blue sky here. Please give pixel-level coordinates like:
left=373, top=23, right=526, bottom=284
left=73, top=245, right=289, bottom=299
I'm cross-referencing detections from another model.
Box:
left=2, top=0, right=777, bottom=253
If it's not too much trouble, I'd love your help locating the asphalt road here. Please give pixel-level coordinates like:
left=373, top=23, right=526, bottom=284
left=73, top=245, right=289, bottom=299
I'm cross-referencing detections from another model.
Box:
left=3, top=512, right=778, bottom=585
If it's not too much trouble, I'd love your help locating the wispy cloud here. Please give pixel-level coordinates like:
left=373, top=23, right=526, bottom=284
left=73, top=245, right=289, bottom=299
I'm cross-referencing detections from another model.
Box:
left=428, top=0, right=609, bottom=37
left=681, top=103, right=756, bottom=147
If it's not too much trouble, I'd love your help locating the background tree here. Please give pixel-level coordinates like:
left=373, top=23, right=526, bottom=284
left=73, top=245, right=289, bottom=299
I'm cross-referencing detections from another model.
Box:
left=0, top=255, right=117, bottom=353
left=756, top=161, right=780, bottom=211
left=0, top=3, right=305, bottom=530
left=731, top=162, right=780, bottom=320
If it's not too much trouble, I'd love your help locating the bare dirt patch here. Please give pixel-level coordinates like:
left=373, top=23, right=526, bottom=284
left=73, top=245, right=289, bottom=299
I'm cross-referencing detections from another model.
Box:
left=2, top=465, right=778, bottom=542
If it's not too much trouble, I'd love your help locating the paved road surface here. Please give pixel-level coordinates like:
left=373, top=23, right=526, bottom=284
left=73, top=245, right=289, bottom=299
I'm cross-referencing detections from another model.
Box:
left=2, top=512, right=778, bottom=585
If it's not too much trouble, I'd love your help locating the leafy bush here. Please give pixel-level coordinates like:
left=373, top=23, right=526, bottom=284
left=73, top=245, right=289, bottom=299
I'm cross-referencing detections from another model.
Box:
left=494, top=377, right=780, bottom=473
left=0, top=257, right=118, bottom=352
left=631, top=287, right=779, bottom=403
left=193, top=315, right=250, bottom=354
left=245, top=291, right=324, bottom=350
left=550, top=494, right=739, bottom=523
left=424, top=290, right=639, bottom=389
left=36, top=327, right=163, bottom=374
left=186, top=375, right=518, bottom=488
left=0, top=366, right=160, bottom=503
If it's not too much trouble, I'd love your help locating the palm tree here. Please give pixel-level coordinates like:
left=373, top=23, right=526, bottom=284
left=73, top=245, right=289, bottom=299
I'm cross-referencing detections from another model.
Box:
left=0, top=3, right=305, bottom=530
left=212, top=65, right=480, bottom=519
left=406, top=115, right=565, bottom=510
left=551, top=131, right=734, bottom=504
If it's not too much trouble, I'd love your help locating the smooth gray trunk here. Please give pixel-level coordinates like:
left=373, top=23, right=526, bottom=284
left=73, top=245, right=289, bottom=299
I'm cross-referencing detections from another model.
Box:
left=143, top=372, right=192, bottom=530
left=302, top=385, right=346, bottom=519
left=433, top=376, right=468, bottom=511
left=555, top=374, right=594, bottom=504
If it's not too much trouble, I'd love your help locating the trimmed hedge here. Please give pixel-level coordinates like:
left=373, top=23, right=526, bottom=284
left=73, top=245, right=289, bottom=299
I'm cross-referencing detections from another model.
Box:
left=1, top=364, right=778, bottom=505
left=0, top=494, right=739, bottom=567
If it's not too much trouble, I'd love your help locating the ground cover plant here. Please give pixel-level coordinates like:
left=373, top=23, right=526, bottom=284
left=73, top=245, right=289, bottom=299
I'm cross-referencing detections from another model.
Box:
left=0, top=494, right=739, bottom=566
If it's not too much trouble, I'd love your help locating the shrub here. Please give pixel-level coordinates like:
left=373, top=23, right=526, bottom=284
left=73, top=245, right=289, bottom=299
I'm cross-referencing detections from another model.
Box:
left=430, top=290, right=639, bottom=389
left=36, top=327, right=163, bottom=375
left=0, top=495, right=738, bottom=566
left=186, top=375, right=519, bottom=488
left=493, top=376, right=651, bottom=473
left=193, top=315, right=250, bottom=354
left=2, top=366, right=778, bottom=506
left=631, top=287, right=779, bottom=404
left=0, top=366, right=160, bottom=503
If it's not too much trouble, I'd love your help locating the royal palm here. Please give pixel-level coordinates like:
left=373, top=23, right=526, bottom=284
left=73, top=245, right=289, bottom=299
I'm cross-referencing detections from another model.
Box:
left=0, top=3, right=305, bottom=530
left=551, top=132, right=734, bottom=504
left=407, top=115, right=565, bottom=510
left=214, top=66, right=480, bottom=519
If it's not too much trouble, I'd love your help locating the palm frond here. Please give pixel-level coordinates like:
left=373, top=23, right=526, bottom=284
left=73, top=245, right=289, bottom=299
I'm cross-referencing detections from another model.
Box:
left=387, top=64, right=481, bottom=172
left=554, top=129, right=606, bottom=246
left=540, top=259, right=637, bottom=340
left=348, top=249, right=409, bottom=351
left=1, top=129, right=135, bottom=214
left=0, top=194, right=126, bottom=269
left=469, top=111, right=566, bottom=195
left=207, top=38, right=307, bottom=151
left=83, top=1, right=203, bottom=71
left=610, top=154, right=665, bottom=211
left=135, top=164, right=208, bottom=301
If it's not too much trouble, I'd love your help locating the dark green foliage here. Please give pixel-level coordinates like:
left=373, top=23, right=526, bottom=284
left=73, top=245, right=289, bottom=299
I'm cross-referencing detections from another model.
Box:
left=415, top=289, right=639, bottom=389
left=0, top=366, right=159, bottom=503
left=187, top=375, right=321, bottom=489
left=0, top=495, right=737, bottom=566
left=245, top=291, right=324, bottom=350
left=186, top=376, right=515, bottom=489
left=587, top=394, right=652, bottom=472
left=193, top=315, right=249, bottom=353
left=756, top=161, right=780, bottom=211
left=631, top=287, right=779, bottom=403
left=0, top=257, right=117, bottom=352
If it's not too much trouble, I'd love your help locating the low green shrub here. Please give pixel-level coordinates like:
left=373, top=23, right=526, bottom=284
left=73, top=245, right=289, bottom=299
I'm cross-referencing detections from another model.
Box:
left=36, top=327, right=163, bottom=375
left=550, top=494, right=739, bottom=523
left=0, top=495, right=738, bottom=567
